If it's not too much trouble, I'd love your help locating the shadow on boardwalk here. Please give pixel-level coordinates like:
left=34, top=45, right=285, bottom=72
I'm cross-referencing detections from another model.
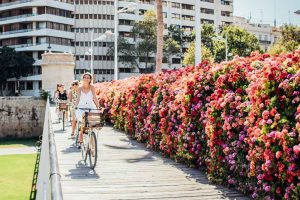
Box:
left=103, top=133, right=247, bottom=199
left=51, top=106, right=248, bottom=199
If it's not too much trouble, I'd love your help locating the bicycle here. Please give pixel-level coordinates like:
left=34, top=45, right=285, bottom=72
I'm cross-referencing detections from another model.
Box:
left=58, top=101, right=68, bottom=131
left=76, top=107, right=108, bottom=169
left=67, top=102, right=72, bottom=125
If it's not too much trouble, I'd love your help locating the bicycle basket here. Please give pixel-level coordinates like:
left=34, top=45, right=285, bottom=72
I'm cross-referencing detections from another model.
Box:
left=59, top=102, right=68, bottom=110
left=85, top=113, right=105, bottom=128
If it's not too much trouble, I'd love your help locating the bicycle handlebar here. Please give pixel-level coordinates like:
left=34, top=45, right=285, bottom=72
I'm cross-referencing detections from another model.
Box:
left=76, top=107, right=109, bottom=111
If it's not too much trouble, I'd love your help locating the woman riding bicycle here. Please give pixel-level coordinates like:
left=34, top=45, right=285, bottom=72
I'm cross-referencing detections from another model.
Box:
left=75, top=72, right=100, bottom=144
left=69, top=80, right=79, bottom=138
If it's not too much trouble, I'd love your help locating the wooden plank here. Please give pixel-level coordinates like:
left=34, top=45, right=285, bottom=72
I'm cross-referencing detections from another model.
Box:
left=50, top=107, right=249, bottom=200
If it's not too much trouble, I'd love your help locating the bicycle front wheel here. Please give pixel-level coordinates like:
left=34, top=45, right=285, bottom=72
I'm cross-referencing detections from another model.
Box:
left=88, top=131, right=98, bottom=169
left=81, top=134, right=88, bottom=164
left=75, top=124, right=80, bottom=147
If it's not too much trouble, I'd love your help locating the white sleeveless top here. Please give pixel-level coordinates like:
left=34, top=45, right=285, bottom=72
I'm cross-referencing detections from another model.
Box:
left=77, top=90, right=96, bottom=109
left=76, top=89, right=97, bottom=122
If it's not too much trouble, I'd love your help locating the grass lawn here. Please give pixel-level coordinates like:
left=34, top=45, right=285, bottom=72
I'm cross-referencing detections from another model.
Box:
left=0, top=139, right=37, bottom=148
left=0, top=154, right=37, bottom=200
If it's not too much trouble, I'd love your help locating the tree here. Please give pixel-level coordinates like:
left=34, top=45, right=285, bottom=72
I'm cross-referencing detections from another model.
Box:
left=201, top=24, right=216, bottom=52
left=156, top=0, right=163, bottom=73
left=213, top=26, right=261, bottom=63
left=108, top=10, right=157, bottom=73
left=107, top=37, right=138, bottom=68
left=268, top=24, right=300, bottom=55
left=163, top=38, right=180, bottom=68
left=0, top=46, right=34, bottom=95
left=167, top=25, right=185, bottom=46
left=183, top=42, right=214, bottom=66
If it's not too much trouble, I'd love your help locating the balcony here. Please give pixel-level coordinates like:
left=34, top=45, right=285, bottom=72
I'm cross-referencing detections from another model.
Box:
left=0, top=14, right=74, bottom=26
left=0, top=28, right=74, bottom=40
left=0, top=28, right=34, bottom=35
left=8, top=43, right=34, bottom=48
left=0, top=0, right=37, bottom=7
left=0, top=13, right=36, bottom=21
left=0, top=0, right=74, bottom=12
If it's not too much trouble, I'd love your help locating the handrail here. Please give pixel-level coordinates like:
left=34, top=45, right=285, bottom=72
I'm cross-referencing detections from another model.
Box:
left=48, top=102, right=63, bottom=200
left=36, top=97, right=63, bottom=200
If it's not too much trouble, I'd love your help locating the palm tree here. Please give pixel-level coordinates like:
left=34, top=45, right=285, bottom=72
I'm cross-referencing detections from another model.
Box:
left=156, top=0, right=163, bottom=73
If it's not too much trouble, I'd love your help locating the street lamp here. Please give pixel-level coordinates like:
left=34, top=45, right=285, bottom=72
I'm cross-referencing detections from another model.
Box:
left=85, top=30, right=112, bottom=77
left=114, top=1, right=137, bottom=80
left=212, top=32, right=228, bottom=61
left=195, top=0, right=201, bottom=65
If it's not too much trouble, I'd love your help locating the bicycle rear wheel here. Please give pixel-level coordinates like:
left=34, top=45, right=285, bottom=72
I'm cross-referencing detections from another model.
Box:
left=62, top=111, right=65, bottom=131
left=88, top=131, right=97, bottom=169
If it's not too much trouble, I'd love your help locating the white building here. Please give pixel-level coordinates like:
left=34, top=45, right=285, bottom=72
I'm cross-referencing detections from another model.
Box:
left=0, top=0, right=74, bottom=96
left=233, top=16, right=280, bottom=52
left=1, top=0, right=233, bottom=95
left=74, top=0, right=234, bottom=81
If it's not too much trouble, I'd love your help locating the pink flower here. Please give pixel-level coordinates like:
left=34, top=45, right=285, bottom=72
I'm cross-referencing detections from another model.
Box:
left=259, top=103, right=265, bottom=109
left=262, top=110, right=270, bottom=120
left=293, top=144, right=300, bottom=155
left=276, top=151, right=282, bottom=159
left=235, top=96, right=241, bottom=101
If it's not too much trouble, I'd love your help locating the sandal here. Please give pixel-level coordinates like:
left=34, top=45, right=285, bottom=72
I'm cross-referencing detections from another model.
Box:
left=77, top=141, right=82, bottom=149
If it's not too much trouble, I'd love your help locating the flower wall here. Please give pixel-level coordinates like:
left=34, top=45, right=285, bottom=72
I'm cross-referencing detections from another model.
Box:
left=95, top=49, right=300, bottom=199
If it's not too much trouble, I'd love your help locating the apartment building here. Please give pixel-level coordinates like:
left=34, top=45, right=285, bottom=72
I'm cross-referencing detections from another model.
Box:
left=0, top=0, right=233, bottom=95
left=73, top=0, right=115, bottom=81
left=0, top=0, right=74, bottom=96
left=233, top=16, right=281, bottom=52
left=74, top=0, right=234, bottom=81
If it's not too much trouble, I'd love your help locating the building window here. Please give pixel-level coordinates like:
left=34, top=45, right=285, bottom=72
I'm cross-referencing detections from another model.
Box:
left=39, top=81, right=42, bottom=90
left=19, top=81, right=25, bottom=90
left=182, top=15, right=194, bottom=21
left=171, top=13, right=180, bottom=20
left=221, top=11, right=231, bottom=17
left=221, top=0, right=231, bottom=5
left=119, top=68, right=132, bottom=73
left=201, top=8, right=214, bottom=15
left=182, top=26, right=194, bottom=31
left=171, top=2, right=180, bottom=8
left=182, top=4, right=194, bottom=10
left=172, top=58, right=181, bottom=64
left=27, top=81, right=33, bottom=90
left=200, top=0, right=214, bottom=3
left=201, top=19, right=214, bottom=24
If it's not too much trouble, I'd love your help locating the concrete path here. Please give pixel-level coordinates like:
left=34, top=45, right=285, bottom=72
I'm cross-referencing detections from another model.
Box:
left=51, top=107, right=249, bottom=200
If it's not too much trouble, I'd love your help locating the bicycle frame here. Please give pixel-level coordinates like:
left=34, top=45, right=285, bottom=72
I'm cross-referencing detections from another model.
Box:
left=77, top=107, right=107, bottom=169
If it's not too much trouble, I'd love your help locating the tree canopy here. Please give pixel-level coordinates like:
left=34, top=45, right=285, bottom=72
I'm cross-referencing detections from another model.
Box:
left=213, top=26, right=261, bottom=62
left=0, top=46, right=34, bottom=85
left=268, top=24, right=300, bottom=55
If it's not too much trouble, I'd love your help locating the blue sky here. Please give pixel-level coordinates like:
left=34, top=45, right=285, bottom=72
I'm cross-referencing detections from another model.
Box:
left=233, top=0, right=300, bottom=26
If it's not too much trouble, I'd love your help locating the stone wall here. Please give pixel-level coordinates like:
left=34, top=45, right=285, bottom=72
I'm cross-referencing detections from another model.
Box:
left=0, top=97, right=46, bottom=139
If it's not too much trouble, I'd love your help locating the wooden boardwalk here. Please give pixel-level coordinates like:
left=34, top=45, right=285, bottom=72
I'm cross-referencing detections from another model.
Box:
left=51, top=107, right=249, bottom=200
